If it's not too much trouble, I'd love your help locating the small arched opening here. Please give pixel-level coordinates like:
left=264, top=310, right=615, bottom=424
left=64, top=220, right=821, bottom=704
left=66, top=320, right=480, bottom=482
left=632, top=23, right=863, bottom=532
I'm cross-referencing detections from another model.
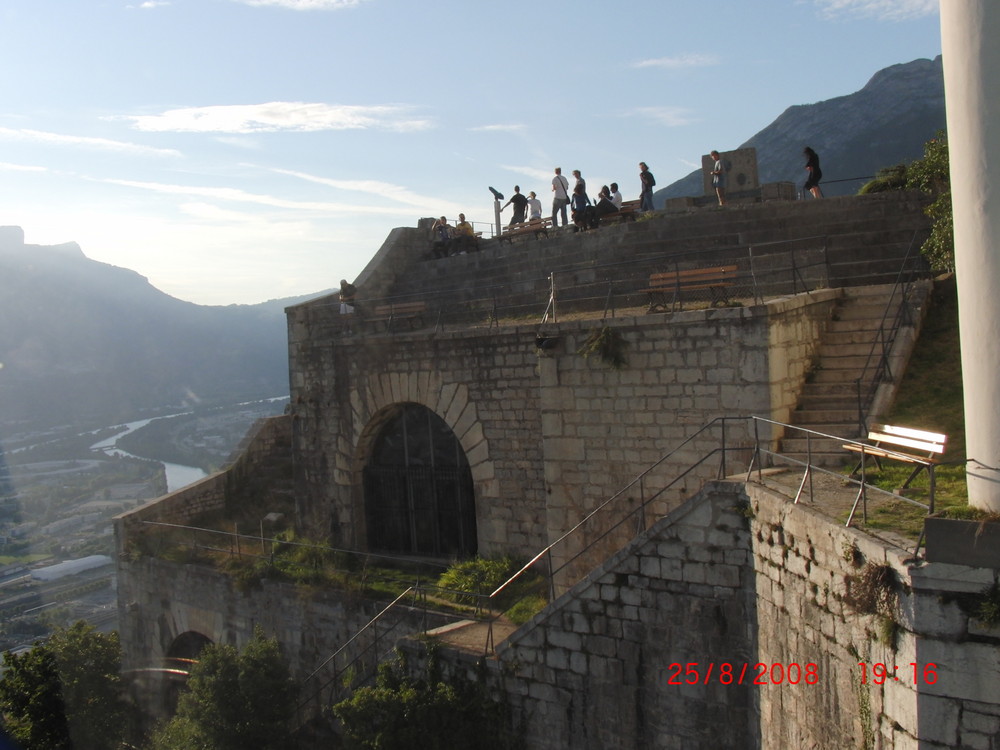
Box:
left=363, top=403, right=477, bottom=557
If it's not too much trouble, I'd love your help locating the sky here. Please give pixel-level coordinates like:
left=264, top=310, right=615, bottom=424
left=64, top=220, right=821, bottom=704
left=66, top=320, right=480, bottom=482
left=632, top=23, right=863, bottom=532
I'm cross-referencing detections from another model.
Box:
left=0, top=0, right=942, bottom=306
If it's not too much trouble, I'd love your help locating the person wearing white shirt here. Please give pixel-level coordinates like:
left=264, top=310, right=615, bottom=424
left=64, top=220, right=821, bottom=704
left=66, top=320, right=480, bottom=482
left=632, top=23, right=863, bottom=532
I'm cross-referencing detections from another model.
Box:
left=609, top=182, right=623, bottom=209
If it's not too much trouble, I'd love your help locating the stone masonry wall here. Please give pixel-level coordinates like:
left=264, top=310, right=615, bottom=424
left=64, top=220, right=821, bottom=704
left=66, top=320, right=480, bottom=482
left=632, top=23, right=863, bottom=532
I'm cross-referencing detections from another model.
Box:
left=114, top=415, right=290, bottom=543
left=287, top=290, right=839, bottom=564
left=400, top=481, right=758, bottom=750
left=116, top=555, right=454, bottom=722
left=748, top=483, right=1000, bottom=750
left=401, top=482, right=1000, bottom=749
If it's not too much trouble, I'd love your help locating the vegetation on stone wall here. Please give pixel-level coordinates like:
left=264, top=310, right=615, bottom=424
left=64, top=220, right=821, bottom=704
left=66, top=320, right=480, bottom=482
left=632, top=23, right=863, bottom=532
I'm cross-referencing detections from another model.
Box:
left=148, top=627, right=297, bottom=750
left=577, top=326, right=629, bottom=369
left=858, top=132, right=953, bottom=272
left=333, top=648, right=520, bottom=750
left=437, top=557, right=515, bottom=606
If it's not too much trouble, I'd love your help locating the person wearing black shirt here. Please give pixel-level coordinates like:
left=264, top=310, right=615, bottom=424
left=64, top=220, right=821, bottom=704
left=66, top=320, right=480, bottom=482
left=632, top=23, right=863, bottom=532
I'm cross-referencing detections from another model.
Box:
left=502, top=186, right=529, bottom=226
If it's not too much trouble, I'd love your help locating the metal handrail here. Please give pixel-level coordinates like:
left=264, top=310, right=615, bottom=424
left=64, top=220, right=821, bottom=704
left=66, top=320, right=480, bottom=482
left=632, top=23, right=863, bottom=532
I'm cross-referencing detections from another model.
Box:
left=313, top=237, right=835, bottom=330
left=853, top=231, right=927, bottom=433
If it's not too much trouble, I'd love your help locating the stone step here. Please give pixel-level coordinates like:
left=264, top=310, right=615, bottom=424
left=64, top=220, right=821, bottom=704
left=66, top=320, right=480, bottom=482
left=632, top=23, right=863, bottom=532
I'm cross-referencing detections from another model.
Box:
left=781, top=435, right=857, bottom=455
left=809, top=367, right=876, bottom=384
left=789, top=409, right=859, bottom=425
left=822, top=329, right=893, bottom=346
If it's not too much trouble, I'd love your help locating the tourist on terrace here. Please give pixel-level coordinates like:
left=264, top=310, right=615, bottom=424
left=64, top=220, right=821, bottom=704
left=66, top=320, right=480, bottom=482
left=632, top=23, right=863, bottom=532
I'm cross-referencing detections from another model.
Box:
left=431, top=216, right=453, bottom=258
left=526, top=192, right=543, bottom=222
left=452, top=213, right=477, bottom=254
left=594, top=186, right=619, bottom=223
left=571, top=183, right=594, bottom=231
left=639, top=161, right=656, bottom=211
left=551, top=167, right=571, bottom=227
left=572, top=169, right=588, bottom=201
left=803, top=146, right=824, bottom=198
left=610, top=182, right=623, bottom=209
left=501, top=186, right=529, bottom=226
left=710, top=150, right=727, bottom=206
left=339, top=279, right=356, bottom=314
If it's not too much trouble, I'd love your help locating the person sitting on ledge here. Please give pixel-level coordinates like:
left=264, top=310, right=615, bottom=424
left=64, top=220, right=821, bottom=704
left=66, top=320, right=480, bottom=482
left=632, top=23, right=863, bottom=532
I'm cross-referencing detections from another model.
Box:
left=430, top=216, right=453, bottom=258
left=593, top=185, right=619, bottom=224
left=451, top=213, right=477, bottom=254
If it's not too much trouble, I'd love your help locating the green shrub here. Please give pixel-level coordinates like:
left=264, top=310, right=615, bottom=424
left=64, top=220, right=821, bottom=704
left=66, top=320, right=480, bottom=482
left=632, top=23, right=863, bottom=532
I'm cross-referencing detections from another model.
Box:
left=437, top=557, right=516, bottom=606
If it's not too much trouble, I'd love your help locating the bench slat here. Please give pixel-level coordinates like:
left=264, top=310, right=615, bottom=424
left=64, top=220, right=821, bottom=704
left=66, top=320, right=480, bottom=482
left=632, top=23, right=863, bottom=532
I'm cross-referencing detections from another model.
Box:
left=872, top=423, right=946, bottom=447
left=867, top=430, right=946, bottom=455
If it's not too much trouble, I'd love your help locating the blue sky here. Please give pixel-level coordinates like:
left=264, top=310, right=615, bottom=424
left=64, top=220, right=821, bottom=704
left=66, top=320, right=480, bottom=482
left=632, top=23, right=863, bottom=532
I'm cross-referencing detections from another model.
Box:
left=0, top=0, right=941, bottom=305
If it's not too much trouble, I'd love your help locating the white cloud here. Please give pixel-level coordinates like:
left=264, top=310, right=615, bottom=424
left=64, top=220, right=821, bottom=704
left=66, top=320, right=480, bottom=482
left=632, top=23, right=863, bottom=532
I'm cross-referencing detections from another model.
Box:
left=813, top=0, right=937, bottom=21
left=470, top=123, right=526, bottom=133
left=270, top=168, right=463, bottom=214
left=98, top=176, right=457, bottom=217
left=633, top=54, right=720, bottom=69
left=499, top=165, right=554, bottom=183
left=229, top=0, right=366, bottom=8
left=629, top=107, right=699, bottom=128
left=0, top=127, right=181, bottom=157
left=122, top=102, right=432, bottom=134
left=0, top=162, right=47, bottom=172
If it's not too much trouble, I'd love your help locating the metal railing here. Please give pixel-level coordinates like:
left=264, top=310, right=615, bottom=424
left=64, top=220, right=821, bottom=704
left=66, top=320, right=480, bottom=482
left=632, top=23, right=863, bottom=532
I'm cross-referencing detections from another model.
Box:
left=133, top=414, right=952, bottom=722
left=315, top=237, right=841, bottom=335
left=853, top=230, right=927, bottom=434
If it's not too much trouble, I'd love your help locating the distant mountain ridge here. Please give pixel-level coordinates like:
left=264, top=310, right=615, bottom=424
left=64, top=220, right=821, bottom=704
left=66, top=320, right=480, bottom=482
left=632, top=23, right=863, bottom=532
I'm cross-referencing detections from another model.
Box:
left=656, top=56, right=946, bottom=201
left=0, top=226, right=328, bottom=430
left=0, top=57, right=946, bottom=432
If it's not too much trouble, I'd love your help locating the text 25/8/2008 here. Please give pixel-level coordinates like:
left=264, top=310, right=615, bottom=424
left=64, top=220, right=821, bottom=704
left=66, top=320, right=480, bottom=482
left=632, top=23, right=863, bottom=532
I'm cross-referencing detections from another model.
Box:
left=665, top=662, right=818, bottom=686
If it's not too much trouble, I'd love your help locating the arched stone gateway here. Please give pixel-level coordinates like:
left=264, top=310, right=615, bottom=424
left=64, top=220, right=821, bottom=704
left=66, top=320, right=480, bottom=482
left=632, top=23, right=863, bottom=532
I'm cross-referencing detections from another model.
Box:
left=362, top=402, right=477, bottom=557
left=166, top=630, right=213, bottom=661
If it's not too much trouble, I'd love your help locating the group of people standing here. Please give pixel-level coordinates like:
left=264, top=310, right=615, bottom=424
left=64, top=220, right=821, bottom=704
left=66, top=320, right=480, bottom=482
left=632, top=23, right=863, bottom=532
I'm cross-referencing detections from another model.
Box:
left=494, top=147, right=826, bottom=234
left=530, top=163, right=655, bottom=231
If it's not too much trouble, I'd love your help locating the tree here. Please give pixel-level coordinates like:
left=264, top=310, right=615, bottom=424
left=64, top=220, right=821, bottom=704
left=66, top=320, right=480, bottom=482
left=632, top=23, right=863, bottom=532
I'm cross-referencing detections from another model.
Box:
left=905, top=133, right=954, bottom=272
left=148, top=627, right=297, bottom=750
left=0, top=621, right=125, bottom=750
left=0, top=646, right=72, bottom=749
left=333, top=651, right=518, bottom=750
left=856, top=132, right=954, bottom=273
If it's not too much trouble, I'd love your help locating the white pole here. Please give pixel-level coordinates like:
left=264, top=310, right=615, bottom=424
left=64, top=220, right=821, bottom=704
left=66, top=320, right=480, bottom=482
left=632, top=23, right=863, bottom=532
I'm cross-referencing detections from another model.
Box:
left=494, top=199, right=502, bottom=238
left=940, top=0, right=1000, bottom=510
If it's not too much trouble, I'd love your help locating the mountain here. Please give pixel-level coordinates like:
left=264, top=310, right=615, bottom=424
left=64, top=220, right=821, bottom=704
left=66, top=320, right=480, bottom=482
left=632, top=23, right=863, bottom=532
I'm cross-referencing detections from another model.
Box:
left=0, top=226, right=329, bottom=430
left=656, top=56, right=946, bottom=201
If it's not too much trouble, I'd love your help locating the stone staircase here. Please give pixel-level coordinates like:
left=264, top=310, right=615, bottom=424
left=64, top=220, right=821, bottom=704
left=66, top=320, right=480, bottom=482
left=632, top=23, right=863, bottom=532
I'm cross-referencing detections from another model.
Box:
left=780, top=283, right=912, bottom=465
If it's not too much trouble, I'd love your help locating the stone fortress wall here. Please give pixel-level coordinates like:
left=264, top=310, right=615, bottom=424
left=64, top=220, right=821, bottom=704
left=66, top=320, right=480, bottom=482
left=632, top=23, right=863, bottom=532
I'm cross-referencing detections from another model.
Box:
left=401, top=481, right=1000, bottom=749
left=113, top=191, right=999, bottom=748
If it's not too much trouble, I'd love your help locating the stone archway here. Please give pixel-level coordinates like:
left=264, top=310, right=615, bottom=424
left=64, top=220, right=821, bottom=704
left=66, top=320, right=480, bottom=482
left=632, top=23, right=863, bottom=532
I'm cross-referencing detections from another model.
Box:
left=166, top=630, right=213, bottom=662
left=362, top=402, right=477, bottom=557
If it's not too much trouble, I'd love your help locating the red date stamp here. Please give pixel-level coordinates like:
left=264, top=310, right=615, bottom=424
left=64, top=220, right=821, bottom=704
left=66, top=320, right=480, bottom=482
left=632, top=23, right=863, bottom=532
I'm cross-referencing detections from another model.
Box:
left=665, top=662, right=819, bottom=686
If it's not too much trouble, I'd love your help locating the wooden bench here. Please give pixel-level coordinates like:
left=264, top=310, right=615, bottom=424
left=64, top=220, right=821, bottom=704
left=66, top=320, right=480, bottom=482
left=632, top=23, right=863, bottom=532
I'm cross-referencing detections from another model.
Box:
left=369, top=301, right=427, bottom=332
left=501, top=218, right=552, bottom=243
left=640, top=265, right=738, bottom=311
left=597, top=199, right=642, bottom=226
left=842, top=423, right=947, bottom=509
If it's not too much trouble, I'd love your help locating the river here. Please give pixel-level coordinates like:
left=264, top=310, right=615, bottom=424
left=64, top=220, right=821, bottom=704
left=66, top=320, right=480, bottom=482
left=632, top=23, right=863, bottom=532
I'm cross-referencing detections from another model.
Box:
left=89, top=414, right=208, bottom=492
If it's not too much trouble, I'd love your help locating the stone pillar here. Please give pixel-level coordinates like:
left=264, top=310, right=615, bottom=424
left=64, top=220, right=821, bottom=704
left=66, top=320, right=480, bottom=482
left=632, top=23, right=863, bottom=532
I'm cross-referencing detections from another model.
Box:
left=940, top=1, right=1000, bottom=510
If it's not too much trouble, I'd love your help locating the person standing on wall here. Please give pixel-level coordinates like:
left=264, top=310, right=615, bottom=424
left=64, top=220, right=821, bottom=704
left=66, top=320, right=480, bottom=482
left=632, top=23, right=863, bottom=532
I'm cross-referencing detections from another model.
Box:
left=803, top=146, right=824, bottom=198
left=551, top=167, right=571, bottom=227
left=639, top=161, right=656, bottom=212
left=339, top=279, right=356, bottom=314
left=572, top=170, right=588, bottom=201
left=710, top=150, right=727, bottom=206
left=501, top=185, right=529, bottom=226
